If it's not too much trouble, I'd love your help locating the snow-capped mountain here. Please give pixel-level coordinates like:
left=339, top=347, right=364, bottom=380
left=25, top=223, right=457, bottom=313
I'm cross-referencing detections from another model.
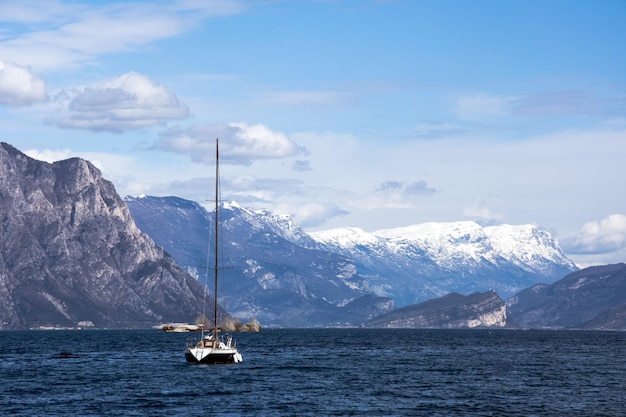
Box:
left=125, top=196, right=392, bottom=327
left=223, top=201, right=318, bottom=249
left=126, top=195, right=579, bottom=326
left=310, top=221, right=577, bottom=305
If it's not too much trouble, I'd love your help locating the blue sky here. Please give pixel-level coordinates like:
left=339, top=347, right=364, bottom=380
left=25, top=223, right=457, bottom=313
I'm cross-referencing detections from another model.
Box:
left=1, top=0, right=625, bottom=267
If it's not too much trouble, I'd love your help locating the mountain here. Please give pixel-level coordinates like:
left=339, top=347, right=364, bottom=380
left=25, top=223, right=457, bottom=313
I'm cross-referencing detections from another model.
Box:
left=311, top=222, right=577, bottom=304
left=366, top=290, right=506, bottom=328
left=127, top=195, right=579, bottom=327
left=506, top=263, right=626, bottom=329
left=125, top=196, right=392, bottom=327
left=0, top=142, right=214, bottom=329
left=578, top=304, right=626, bottom=330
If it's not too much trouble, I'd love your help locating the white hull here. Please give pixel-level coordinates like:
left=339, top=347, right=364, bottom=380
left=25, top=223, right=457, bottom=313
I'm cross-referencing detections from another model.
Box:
left=185, top=335, right=243, bottom=364
left=185, top=346, right=243, bottom=364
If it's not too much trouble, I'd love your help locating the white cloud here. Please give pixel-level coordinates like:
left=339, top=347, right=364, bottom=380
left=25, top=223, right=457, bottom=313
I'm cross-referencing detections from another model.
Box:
left=24, top=146, right=148, bottom=198
left=226, top=175, right=307, bottom=204
left=0, top=0, right=246, bottom=71
left=144, top=126, right=625, bottom=234
left=24, top=146, right=137, bottom=176
left=0, top=1, right=82, bottom=24
left=452, top=93, right=514, bottom=121
left=451, top=90, right=626, bottom=123
left=292, top=202, right=350, bottom=228
left=153, top=122, right=305, bottom=165
left=562, top=214, right=626, bottom=255
left=0, top=61, right=47, bottom=106
left=130, top=170, right=352, bottom=228
left=49, top=72, right=189, bottom=132
left=23, top=147, right=74, bottom=163
left=463, top=198, right=503, bottom=223
left=362, top=180, right=437, bottom=209
left=511, top=90, right=626, bottom=117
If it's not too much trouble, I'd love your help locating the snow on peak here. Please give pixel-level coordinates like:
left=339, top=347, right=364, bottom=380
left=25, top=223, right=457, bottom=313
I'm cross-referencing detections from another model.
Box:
left=226, top=200, right=243, bottom=209
left=224, top=201, right=313, bottom=246
left=374, top=221, right=485, bottom=243
left=311, top=220, right=573, bottom=271
left=368, top=221, right=492, bottom=264
left=484, top=224, right=574, bottom=267
left=310, top=227, right=380, bottom=247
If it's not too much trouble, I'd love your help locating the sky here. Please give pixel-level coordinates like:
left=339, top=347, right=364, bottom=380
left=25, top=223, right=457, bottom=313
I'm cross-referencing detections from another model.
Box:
left=1, top=0, right=625, bottom=267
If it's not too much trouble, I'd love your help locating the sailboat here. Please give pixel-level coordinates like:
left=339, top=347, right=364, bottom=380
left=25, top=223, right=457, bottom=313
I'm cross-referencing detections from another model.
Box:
left=185, top=138, right=243, bottom=365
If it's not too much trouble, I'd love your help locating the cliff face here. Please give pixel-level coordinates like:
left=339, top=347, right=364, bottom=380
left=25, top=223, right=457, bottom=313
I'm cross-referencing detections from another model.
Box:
left=0, top=142, right=210, bottom=329
left=365, top=291, right=506, bottom=328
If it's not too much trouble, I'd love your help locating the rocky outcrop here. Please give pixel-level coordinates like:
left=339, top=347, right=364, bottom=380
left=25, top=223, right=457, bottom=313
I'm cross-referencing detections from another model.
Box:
left=0, top=142, right=214, bottom=329
left=507, top=263, right=626, bottom=329
left=365, top=290, right=506, bottom=328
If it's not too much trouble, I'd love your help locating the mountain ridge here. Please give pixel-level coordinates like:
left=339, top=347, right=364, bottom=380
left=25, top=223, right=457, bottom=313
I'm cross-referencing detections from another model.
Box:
left=125, top=195, right=392, bottom=327
left=309, top=220, right=577, bottom=304
left=0, top=143, right=215, bottom=329
left=362, top=263, right=625, bottom=330
left=126, top=194, right=579, bottom=326
left=0, top=140, right=613, bottom=330
left=507, top=262, right=626, bottom=329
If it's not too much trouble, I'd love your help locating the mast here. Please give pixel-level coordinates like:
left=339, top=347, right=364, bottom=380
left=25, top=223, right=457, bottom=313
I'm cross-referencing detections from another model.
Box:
left=214, top=138, right=219, bottom=338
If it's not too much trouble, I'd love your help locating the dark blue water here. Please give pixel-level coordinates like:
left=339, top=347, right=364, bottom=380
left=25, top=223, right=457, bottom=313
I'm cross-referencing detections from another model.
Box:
left=1, top=329, right=624, bottom=416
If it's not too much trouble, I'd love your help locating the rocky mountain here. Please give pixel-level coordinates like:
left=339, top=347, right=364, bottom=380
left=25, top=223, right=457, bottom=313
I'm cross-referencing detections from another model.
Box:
left=127, top=195, right=579, bottom=327
left=125, top=196, right=392, bottom=327
left=506, top=263, right=626, bottom=329
left=1, top=140, right=606, bottom=330
left=310, top=222, right=577, bottom=304
left=365, top=291, right=506, bottom=328
left=0, top=142, right=215, bottom=329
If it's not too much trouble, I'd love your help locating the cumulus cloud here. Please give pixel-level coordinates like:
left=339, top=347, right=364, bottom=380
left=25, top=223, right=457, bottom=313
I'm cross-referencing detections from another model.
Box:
left=562, top=214, right=626, bottom=255
left=0, top=61, right=47, bottom=106
left=153, top=122, right=304, bottom=165
left=49, top=72, right=189, bottom=132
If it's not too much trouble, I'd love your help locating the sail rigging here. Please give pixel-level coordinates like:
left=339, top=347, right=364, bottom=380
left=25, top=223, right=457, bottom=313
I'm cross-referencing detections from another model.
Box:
left=184, top=138, right=243, bottom=364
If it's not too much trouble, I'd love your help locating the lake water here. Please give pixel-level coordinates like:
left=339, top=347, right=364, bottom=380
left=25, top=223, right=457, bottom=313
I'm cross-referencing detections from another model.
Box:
left=0, top=329, right=624, bottom=416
